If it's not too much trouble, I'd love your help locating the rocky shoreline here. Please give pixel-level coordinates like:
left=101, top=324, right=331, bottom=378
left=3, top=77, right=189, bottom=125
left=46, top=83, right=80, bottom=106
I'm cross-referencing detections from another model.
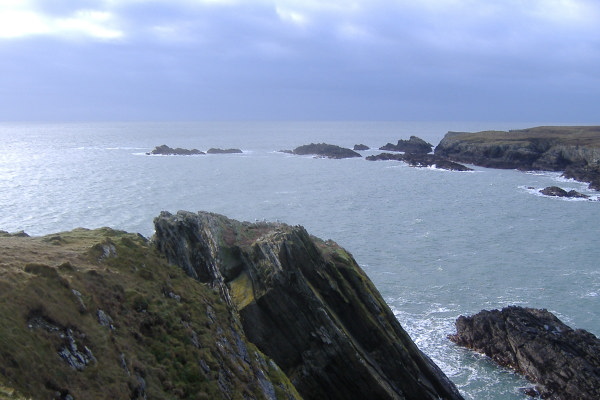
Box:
left=449, top=306, right=600, bottom=400
left=434, top=126, right=600, bottom=190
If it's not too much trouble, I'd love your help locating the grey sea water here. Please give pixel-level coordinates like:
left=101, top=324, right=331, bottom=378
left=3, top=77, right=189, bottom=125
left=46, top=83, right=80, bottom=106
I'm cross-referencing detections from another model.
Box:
left=1, top=121, right=599, bottom=399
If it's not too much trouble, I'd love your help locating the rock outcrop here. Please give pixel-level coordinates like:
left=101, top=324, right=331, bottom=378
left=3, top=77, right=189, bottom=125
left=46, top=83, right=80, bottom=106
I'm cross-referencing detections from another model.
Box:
left=207, top=148, right=243, bottom=154
left=380, top=136, right=433, bottom=154
left=449, top=306, right=600, bottom=399
left=353, top=144, right=370, bottom=151
left=153, top=211, right=463, bottom=400
left=539, top=186, right=590, bottom=199
left=366, top=153, right=472, bottom=171
left=287, top=143, right=362, bottom=159
left=147, top=144, right=204, bottom=155
left=434, top=126, right=600, bottom=189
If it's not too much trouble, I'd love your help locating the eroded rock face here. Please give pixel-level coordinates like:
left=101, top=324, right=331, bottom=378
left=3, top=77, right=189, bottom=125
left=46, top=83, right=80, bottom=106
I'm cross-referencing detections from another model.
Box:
left=153, top=211, right=463, bottom=400
left=449, top=306, right=600, bottom=400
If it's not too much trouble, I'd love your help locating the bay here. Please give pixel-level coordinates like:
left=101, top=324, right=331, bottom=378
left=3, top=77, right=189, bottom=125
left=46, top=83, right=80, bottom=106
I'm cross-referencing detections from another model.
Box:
left=1, top=121, right=599, bottom=399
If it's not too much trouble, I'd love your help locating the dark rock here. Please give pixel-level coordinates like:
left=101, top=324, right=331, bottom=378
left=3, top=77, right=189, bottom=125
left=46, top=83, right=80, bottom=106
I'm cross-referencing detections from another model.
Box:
left=353, top=144, right=370, bottom=151
left=449, top=306, right=600, bottom=400
left=147, top=144, right=204, bottom=155
left=379, top=136, right=433, bottom=154
left=207, top=148, right=243, bottom=154
left=434, top=126, right=600, bottom=190
left=0, top=230, right=29, bottom=237
left=366, top=153, right=472, bottom=171
left=153, top=211, right=463, bottom=400
left=540, top=186, right=589, bottom=199
left=291, top=143, right=362, bottom=159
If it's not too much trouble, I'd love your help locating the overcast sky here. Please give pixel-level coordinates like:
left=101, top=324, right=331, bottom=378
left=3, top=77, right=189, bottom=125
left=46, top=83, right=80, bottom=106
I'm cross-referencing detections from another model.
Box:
left=1, top=0, right=599, bottom=121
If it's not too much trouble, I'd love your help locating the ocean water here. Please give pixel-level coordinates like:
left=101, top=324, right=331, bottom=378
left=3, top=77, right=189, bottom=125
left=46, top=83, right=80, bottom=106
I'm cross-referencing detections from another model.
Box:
left=1, top=121, right=599, bottom=399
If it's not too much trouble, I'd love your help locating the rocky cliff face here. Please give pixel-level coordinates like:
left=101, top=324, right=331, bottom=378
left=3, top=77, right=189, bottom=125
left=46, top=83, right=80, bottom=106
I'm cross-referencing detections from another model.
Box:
left=154, top=211, right=463, bottom=400
left=434, top=126, right=600, bottom=189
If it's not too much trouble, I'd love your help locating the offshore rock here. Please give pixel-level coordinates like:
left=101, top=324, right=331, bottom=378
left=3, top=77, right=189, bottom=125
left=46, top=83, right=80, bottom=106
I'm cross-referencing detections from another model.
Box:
left=289, top=143, right=362, bottom=159
left=153, top=211, right=463, bottom=400
left=353, top=144, right=370, bottom=151
left=206, top=148, right=243, bottom=154
left=146, top=144, right=204, bottom=155
left=366, top=152, right=472, bottom=171
left=539, top=186, right=590, bottom=199
left=434, top=126, right=600, bottom=190
left=380, top=136, right=434, bottom=154
left=449, top=306, right=600, bottom=400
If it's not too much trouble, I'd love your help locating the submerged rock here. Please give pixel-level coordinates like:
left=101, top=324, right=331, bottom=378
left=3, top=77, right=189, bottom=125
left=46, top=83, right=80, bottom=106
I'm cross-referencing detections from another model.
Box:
left=146, top=144, right=204, bottom=155
left=379, top=136, right=433, bottom=154
left=153, top=211, right=463, bottom=400
left=449, top=306, right=600, bottom=400
left=289, top=143, right=362, bottom=159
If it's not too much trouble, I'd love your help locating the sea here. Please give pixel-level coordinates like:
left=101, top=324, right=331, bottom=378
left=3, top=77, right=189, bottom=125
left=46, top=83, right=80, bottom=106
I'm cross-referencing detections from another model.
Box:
left=1, top=121, right=598, bottom=399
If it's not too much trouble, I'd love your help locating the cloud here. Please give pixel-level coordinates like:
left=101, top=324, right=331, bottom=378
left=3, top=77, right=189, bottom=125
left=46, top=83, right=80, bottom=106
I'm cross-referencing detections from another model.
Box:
left=0, top=0, right=599, bottom=121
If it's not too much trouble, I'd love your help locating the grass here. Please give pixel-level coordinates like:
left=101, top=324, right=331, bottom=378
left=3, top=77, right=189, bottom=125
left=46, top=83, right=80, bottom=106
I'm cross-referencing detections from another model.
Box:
left=0, top=228, right=299, bottom=400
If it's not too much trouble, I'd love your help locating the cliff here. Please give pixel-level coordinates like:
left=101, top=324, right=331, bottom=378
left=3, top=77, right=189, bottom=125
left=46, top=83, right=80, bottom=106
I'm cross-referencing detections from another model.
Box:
left=434, top=126, right=600, bottom=189
left=0, top=212, right=462, bottom=400
left=154, top=211, right=462, bottom=400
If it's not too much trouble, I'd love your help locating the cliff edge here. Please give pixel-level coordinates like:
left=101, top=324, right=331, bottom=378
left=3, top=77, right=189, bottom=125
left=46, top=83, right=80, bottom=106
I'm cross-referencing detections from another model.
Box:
left=154, top=211, right=463, bottom=400
left=434, top=126, right=600, bottom=189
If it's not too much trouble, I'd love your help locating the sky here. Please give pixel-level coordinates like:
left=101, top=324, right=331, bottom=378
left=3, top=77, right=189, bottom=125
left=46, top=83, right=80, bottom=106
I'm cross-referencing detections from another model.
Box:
left=0, top=0, right=599, bottom=122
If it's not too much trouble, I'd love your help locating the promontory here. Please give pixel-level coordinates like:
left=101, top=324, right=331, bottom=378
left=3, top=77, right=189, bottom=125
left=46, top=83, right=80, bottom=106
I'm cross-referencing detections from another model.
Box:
left=434, top=126, right=600, bottom=189
left=0, top=211, right=462, bottom=400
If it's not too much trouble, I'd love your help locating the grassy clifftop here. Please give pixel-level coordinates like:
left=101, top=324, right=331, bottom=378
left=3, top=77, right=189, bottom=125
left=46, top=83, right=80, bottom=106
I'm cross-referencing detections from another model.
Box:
left=442, top=126, right=600, bottom=146
left=0, top=228, right=299, bottom=400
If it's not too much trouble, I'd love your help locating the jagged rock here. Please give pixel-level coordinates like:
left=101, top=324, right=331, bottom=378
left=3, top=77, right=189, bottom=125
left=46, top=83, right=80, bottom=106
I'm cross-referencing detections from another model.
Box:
left=379, top=136, right=433, bottom=154
left=366, top=153, right=472, bottom=171
left=207, top=148, right=243, bottom=154
left=290, top=143, right=362, bottom=159
left=540, top=186, right=590, bottom=199
left=449, top=306, right=600, bottom=400
left=146, top=144, right=204, bottom=155
left=353, top=144, right=370, bottom=151
left=153, top=211, right=463, bottom=400
left=434, top=126, right=600, bottom=190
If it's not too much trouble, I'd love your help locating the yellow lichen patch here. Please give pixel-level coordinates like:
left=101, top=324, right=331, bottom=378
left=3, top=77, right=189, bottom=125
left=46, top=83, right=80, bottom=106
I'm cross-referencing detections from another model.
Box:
left=229, top=271, right=255, bottom=310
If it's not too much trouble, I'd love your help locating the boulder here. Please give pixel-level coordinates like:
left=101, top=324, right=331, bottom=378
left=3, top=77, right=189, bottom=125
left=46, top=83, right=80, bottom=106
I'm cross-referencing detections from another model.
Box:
left=353, top=144, right=370, bottom=151
left=379, top=136, right=433, bottom=154
left=153, top=211, right=463, bottom=400
left=449, top=306, right=600, bottom=399
left=146, top=144, right=204, bottom=155
left=291, top=143, right=362, bottom=159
